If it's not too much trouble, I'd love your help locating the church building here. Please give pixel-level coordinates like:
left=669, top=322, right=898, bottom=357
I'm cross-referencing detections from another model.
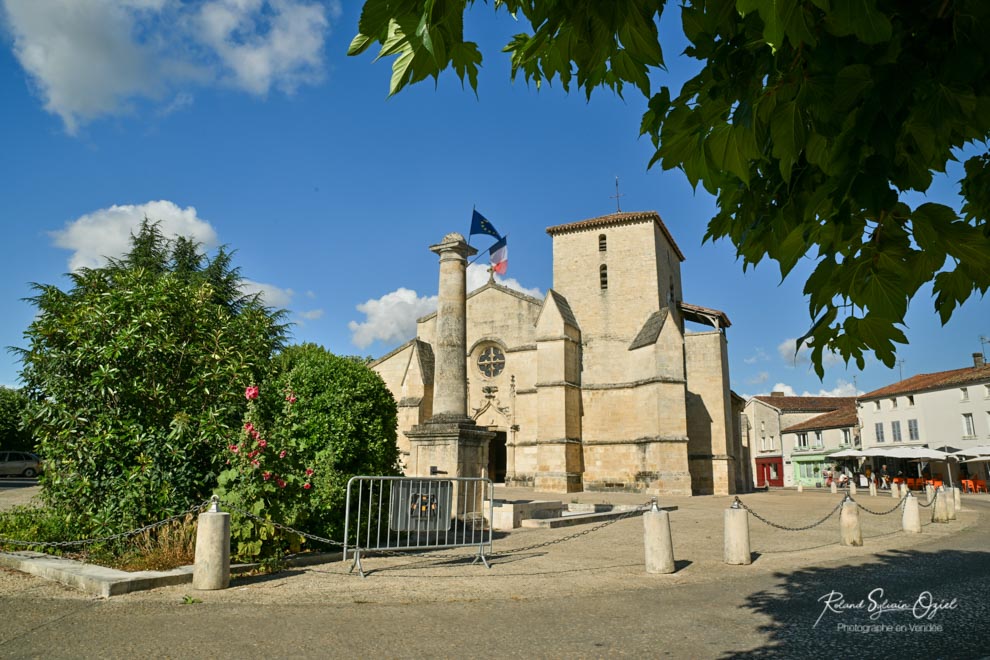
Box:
left=371, top=211, right=742, bottom=496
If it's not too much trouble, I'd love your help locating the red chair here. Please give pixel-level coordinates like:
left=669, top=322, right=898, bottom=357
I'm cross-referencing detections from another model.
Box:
left=975, top=480, right=987, bottom=493
left=961, top=479, right=975, bottom=493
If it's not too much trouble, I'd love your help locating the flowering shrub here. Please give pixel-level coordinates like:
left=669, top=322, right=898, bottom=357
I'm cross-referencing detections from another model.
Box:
left=217, top=344, right=399, bottom=560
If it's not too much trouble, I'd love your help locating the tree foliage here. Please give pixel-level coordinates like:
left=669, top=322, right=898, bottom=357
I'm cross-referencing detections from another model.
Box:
left=218, top=343, right=400, bottom=560
left=16, top=221, right=287, bottom=532
left=350, top=0, right=990, bottom=376
left=0, top=386, right=32, bottom=453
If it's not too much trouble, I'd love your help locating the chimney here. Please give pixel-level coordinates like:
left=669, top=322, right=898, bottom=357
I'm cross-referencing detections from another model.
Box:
left=770, top=391, right=785, bottom=397
left=975, top=353, right=986, bottom=368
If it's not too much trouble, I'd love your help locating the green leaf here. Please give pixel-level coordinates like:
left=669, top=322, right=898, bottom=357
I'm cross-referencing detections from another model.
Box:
left=770, top=101, right=806, bottom=179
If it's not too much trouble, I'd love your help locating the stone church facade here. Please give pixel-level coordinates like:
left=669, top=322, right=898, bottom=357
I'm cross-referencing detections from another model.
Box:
left=372, top=211, right=741, bottom=496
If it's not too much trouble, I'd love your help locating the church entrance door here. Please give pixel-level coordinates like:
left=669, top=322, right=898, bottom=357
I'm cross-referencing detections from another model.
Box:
left=487, top=431, right=507, bottom=484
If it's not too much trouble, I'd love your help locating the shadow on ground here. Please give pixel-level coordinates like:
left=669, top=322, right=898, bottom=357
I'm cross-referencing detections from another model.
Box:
left=722, top=548, right=990, bottom=658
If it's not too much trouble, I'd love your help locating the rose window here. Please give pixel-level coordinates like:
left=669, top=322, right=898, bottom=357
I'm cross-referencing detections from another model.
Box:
left=477, top=346, right=506, bottom=378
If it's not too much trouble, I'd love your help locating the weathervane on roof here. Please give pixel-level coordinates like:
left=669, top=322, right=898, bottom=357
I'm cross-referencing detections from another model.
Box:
left=609, top=176, right=624, bottom=213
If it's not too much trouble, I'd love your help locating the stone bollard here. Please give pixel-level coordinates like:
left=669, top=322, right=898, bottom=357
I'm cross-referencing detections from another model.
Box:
left=946, top=487, right=957, bottom=520
left=869, top=482, right=877, bottom=497
left=953, top=487, right=962, bottom=512
left=830, top=482, right=838, bottom=494
left=891, top=483, right=901, bottom=498
left=926, top=485, right=935, bottom=504
left=840, top=496, right=863, bottom=546
left=193, top=496, right=231, bottom=590
left=902, top=493, right=921, bottom=534
left=644, top=499, right=675, bottom=574
left=723, top=499, right=752, bottom=565
left=849, top=483, right=857, bottom=496
left=797, top=484, right=803, bottom=493
left=932, top=488, right=949, bottom=523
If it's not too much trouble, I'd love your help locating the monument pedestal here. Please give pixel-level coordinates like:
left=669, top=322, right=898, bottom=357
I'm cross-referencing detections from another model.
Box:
left=406, top=414, right=494, bottom=517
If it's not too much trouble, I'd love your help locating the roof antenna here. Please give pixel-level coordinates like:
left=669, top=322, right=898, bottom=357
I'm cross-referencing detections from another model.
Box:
left=609, top=176, right=624, bottom=213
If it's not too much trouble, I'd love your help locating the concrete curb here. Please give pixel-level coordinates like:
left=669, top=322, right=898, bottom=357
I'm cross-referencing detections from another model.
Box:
left=0, top=550, right=344, bottom=598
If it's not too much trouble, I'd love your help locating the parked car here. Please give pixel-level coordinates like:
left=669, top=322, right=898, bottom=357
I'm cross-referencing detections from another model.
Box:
left=0, top=451, right=42, bottom=477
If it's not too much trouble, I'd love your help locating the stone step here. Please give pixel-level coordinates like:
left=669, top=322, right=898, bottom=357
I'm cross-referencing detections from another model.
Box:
left=519, top=505, right=676, bottom=529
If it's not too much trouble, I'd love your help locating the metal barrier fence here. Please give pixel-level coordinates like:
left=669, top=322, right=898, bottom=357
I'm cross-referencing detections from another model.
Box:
left=343, top=476, right=493, bottom=577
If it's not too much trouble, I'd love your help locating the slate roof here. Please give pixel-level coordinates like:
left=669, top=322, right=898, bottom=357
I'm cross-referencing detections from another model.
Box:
left=629, top=308, right=669, bottom=350
left=859, top=364, right=990, bottom=400
left=545, top=211, right=686, bottom=261
left=752, top=395, right=856, bottom=413
left=782, top=404, right=858, bottom=433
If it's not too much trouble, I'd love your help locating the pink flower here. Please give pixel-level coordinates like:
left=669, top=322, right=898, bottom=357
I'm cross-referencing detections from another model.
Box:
left=247, top=450, right=258, bottom=459
left=276, top=478, right=286, bottom=488
left=251, top=430, right=261, bottom=439
left=244, top=422, right=254, bottom=432
left=251, top=459, right=259, bottom=467
left=305, top=468, right=314, bottom=476
left=258, top=439, right=267, bottom=448
left=245, top=385, right=259, bottom=400
left=286, top=394, right=297, bottom=403
left=303, top=482, right=312, bottom=490
left=279, top=450, right=286, bottom=459
left=263, top=471, right=272, bottom=481
left=229, top=444, right=239, bottom=453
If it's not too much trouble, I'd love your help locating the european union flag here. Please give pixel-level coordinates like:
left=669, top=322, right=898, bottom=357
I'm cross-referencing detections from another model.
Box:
left=470, top=210, right=502, bottom=240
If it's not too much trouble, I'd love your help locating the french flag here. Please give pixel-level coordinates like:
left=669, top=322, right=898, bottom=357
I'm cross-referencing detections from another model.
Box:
left=489, top=236, right=507, bottom=275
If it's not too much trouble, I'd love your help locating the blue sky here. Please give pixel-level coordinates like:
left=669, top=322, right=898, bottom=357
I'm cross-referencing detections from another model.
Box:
left=0, top=0, right=986, bottom=399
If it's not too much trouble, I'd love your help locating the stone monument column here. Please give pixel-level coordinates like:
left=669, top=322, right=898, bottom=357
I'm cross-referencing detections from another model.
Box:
left=405, top=233, right=494, bottom=517
left=431, top=233, right=472, bottom=420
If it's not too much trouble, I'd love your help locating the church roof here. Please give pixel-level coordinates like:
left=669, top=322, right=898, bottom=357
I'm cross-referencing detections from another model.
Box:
left=416, top=279, right=542, bottom=323
left=545, top=211, right=686, bottom=262
left=678, top=302, right=732, bottom=329
left=548, top=290, right=578, bottom=328
left=629, top=308, right=669, bottom=350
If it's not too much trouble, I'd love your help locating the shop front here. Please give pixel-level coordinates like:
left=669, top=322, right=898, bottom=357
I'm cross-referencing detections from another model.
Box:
left=755, top=456, right=784, bottom=487
left=792, top=453, right=827, bottom=487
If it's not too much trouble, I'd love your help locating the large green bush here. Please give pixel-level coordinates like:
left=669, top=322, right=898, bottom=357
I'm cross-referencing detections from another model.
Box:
left=218, top=343, right=400, bottom=560
left=17, top=222, right=287, bottom=534
left=0, top=386, right=32, bottom=452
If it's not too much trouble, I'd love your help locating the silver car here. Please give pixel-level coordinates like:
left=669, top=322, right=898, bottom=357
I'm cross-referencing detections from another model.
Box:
left=0, top=451, right=42, bottom=477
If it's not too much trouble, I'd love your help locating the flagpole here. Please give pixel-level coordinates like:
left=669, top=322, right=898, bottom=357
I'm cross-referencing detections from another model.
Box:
left=468, top=205, right=475, bottom=247
left=467, top=232, right=508, bottom=267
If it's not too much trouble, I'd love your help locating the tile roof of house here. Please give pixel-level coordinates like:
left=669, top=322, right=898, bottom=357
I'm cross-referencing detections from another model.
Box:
left=545, top=211, right=686, bottom=261
left=859, top=364, right=990, bottom=399
left=751, top=395, right=856, bottom=413
left=782, top=404, right=858, bottom=432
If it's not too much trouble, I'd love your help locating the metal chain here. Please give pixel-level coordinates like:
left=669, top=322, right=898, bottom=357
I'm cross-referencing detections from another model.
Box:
left=490, top=501, right=653, bottom=556
left=917, top=490, right=939, bottom=509
left=225, top=503, right=345, bottom=548
left=855, top=493, right=908, bottom=515
left=734, top=496, right=845, bottom=531
left=0, top=500, right=210, bottom=549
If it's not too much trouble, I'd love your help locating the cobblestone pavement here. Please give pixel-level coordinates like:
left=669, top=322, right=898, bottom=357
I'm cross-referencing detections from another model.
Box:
left=2, top=485, right=987, bottom=657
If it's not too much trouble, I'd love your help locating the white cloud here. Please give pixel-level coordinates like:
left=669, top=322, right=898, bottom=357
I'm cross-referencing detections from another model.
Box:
left=241, top=279, right=294, bottom=308
left=746, top=371, right=769, bottom=386
left=195, top=0, right=335, bottom=95
left=298, top=308, right=324, bottom=321
left=777, top=337, right=844, bottom=369
left=766, top=379, right=860, bottom=398
left=348, top=268, right=545, bottom=350
left=743, top=348, right=769, bottom=365
left=348, top=288, right=438, bottom=349
left=1, top=0, right=334, bottom=133
left=49, top=200, right=219, bottom=271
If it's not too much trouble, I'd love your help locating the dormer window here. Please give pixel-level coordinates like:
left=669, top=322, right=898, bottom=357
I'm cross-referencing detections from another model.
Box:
left=598, top=234, right=607, bottom=252
left=600, top=265, right=608, bottom=290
